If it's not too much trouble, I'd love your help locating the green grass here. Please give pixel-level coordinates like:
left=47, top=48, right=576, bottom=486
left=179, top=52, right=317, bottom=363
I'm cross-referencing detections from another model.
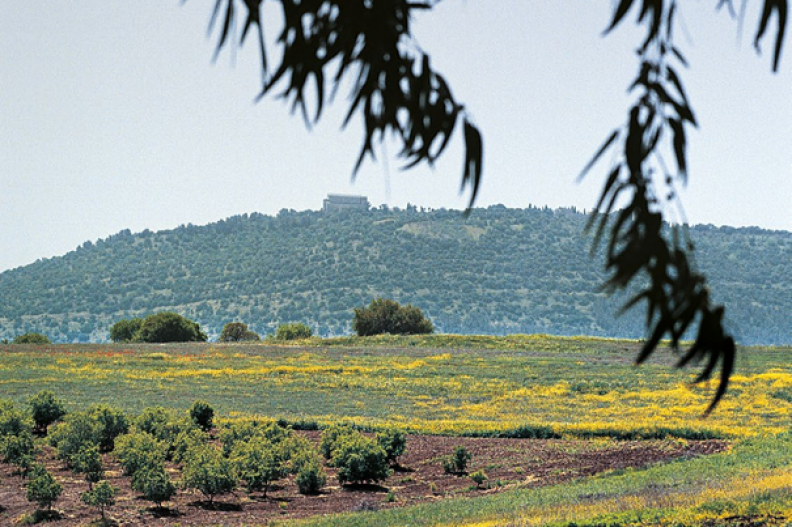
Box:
left=0, top=335, right=789, bottom=439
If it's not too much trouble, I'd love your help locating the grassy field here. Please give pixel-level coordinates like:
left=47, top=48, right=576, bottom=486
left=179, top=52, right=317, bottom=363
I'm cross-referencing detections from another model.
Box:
left=0, top=334, right=789, bottom=526
left=0, top=334, right=789, bottom=439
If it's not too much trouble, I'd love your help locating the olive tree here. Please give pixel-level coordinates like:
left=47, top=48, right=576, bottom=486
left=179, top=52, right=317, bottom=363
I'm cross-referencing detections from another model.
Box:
left=137, top=312, right=207, bottom=343
left=353, top=298, right=433, bottom=336
left=28, top=390, right=66, bottom=434
left=219, top=321, right=260, bottom=342
left=109, top=317, right=143, bottom=343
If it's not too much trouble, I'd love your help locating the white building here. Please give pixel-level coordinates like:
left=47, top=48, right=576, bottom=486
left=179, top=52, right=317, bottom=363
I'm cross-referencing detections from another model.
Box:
left=323, top=194, right=370, bottom=213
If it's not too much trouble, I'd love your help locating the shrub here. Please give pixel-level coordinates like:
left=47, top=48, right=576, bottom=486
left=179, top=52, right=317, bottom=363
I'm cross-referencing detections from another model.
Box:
left=295, top=461, right=326, bottom=495
left=219, top=322, right=260, bottom=342
left=26, top=464, right=63, bottom=511
left=114, top=431, right=165, bottom=476
left=109, top=317, right=143, bottom=342
left=470, top=469, right=488, bottom=488
left=181, top=444, right=237, bottom=503
left=28, top=390, right=66, bottom=434
left=189, top=400, right=214, bottom=432
left=332, top=434, right=391, bottom=485
left=376, top=428, right=406, bottom=464
left=12, top=332, right=51, bottom=344
left=81, top=480, right=118, bottom=519
left=352, top=298, right=433, bottom=336
left=136, top=312, right=207, bottom=343
left=442, top=445, right=471, bottom=474
left=132, top=462, right=176, bottom=508
left=275, top=322, right=313, bottom=341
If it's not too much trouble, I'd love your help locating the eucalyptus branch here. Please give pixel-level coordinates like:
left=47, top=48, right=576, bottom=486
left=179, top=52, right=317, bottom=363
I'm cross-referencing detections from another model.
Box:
left=206, top=0, right=482, bottom=207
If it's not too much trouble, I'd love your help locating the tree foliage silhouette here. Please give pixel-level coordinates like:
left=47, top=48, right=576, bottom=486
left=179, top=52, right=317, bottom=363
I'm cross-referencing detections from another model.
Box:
left=199, top=0, right=788, bottom=412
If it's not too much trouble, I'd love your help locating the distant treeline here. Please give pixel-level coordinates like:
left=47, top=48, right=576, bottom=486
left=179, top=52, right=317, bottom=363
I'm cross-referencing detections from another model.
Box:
left=0, top=205, right=790, bottom=344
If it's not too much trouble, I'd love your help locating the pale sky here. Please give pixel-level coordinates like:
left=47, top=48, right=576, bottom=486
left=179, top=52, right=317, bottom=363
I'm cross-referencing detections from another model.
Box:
left=1, top=1, right=790, bottom=272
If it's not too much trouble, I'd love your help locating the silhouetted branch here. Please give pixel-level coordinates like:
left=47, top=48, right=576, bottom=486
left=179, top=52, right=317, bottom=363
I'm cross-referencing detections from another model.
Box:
left=205, top=0, right=482, bottom=208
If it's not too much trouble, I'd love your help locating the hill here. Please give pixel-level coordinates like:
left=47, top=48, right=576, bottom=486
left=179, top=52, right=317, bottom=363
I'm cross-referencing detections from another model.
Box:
left=1, top=205, right=790, bottom=343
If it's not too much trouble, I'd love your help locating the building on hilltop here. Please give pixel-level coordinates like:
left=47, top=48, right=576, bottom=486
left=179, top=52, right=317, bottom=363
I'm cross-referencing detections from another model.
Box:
left=323, top=194, right=370, bottom=213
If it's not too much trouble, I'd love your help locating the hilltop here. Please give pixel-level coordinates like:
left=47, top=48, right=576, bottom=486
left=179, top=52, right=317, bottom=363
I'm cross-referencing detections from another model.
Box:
left=1, top=205, right=790, bottom=343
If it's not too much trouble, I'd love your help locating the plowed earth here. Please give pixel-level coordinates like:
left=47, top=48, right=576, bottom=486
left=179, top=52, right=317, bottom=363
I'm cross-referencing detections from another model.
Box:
left=0, top=433, right=727, bottom=526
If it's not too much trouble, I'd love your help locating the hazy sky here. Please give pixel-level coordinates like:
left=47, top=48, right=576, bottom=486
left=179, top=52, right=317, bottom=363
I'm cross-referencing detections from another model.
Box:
left=1, top=1, right=790, bottom=272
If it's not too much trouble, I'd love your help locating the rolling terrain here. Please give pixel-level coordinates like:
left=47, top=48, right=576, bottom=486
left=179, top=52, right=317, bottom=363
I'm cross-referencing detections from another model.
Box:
left=1, top=206, right=790, bottom=343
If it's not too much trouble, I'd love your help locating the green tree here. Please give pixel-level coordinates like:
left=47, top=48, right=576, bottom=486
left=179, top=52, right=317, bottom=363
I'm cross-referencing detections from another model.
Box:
left=72, top=444, right=104, bottom=489
left=135, top=407, right=176, bottom=440
left=219, top=321, right=260, bottom=342
left=331, top=433, right=391, bottom=486
left=282, top=435, right=320, bottom=474
left=171, top=427, right=208, bottom=464
left=131, top=462, right=176, bottom=509
left=319, top=422, right=358, bottom=460
left=136, top=312, right=207, bottom=343
left=135, top=407, right=198, bottom=460
left=219, top=420, right=264, bottom=458
left=49, top=412, right=101, bottom=465
left=48, top=405, right=127, bottom=466
left=81, top=480, right=118, bottom=520
left=295, top=461, right=326, bottom=495
left=114, top=431, right=165, bottom=477
left=443, top=445, right=471, bottom=475
left=189, top=400, right=215, bottom=433
left=1, top=432, right=36, bottom=473
left=88, top=404, right=129, bottom=452
left=470, top=469, right=488, bottom=489
left=376, top=428, right=407, bottom=465
left=181, top=443, right=237, bottom=503
left=205, top=0, right=790, bottom=409
left=353, top=298, right=433, bottom=336
left=109, top=317, right=143, bottom=342
left=231, top=436, right=286, bottom=497
left=0, top=400, right=32, bottom=439
left=26, top=464, right=63, bottom=511
left=12, top=332, right=50, bottom=344
left=274, top=322, right=313, bottom=341
left=28, top=390, right=66, bottom=434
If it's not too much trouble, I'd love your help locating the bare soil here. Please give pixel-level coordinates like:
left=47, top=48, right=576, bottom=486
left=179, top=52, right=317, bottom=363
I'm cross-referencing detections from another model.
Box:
left=0, top=433, right=727, bottom=526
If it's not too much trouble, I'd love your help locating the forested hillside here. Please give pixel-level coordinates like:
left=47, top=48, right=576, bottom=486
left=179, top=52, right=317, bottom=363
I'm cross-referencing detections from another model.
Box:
left=1, top=206, right=790, bottom=344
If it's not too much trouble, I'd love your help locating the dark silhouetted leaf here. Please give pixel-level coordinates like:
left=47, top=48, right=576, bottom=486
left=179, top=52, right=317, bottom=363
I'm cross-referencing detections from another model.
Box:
left=578, top=130, right=619, bottom=182
left=462, top=119, right=483, bottom=211
left=754, top=0, right=788, bottom=72
left=605, top=0, right=638, bottom=34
